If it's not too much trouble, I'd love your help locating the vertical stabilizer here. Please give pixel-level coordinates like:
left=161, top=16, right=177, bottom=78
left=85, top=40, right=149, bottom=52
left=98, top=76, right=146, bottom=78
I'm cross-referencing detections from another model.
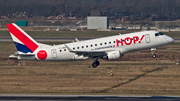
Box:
left=7, top=23, right=39, bottom=53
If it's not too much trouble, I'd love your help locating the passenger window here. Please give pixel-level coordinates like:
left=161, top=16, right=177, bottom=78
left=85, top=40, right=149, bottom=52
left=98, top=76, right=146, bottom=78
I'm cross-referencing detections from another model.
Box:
left=155, top=33, right=159, bottom=36
left=114, top=41, right=116, bottom=43
left=100, top=43, right=102, bottom=45
left=60, top=50, right=62, bottom=52
left=95, top=44, right=97, bottom=46
left=86, top=45, right=88, bottom=48
left=64, top=49, right=66, bottom=51
left=109, top=42, right=111, bottom=44
left=91, top=45, right=93, bottom=47
left=73, top=48, right=75, bottom=50
left=82, top=46, right=84, bottom=48
left=105, top=42, right=107, bottom=45
left=77, top=47, right=79, bottom=49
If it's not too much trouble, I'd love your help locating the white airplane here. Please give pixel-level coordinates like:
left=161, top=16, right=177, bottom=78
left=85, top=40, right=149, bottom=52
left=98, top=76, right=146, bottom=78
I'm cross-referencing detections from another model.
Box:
left=7, top=23, right=174, bottom=68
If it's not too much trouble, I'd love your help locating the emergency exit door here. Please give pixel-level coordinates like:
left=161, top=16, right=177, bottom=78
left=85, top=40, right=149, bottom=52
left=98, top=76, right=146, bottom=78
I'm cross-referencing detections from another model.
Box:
left=51, top=49, right=57, bottom=58
left=145, top=34, right=151, bottom=43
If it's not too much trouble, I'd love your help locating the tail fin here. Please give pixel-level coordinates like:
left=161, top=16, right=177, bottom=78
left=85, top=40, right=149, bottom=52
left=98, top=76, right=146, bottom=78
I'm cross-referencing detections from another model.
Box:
left=7, top=23, right=39, bottom=53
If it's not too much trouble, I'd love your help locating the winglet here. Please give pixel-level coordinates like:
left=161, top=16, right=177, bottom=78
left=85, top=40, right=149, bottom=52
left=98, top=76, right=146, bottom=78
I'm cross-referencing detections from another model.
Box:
left=64, top=44, right=73, bottom=52
left=75, top=38, right=80, bottom=42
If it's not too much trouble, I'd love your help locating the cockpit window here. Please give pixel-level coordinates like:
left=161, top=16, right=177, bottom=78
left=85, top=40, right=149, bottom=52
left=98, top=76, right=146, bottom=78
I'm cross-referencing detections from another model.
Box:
left=155, top=32, right=164, bottom=37
left=155, top=33, right=159, bottom=36
left=159, top=32, right=164, bottom=35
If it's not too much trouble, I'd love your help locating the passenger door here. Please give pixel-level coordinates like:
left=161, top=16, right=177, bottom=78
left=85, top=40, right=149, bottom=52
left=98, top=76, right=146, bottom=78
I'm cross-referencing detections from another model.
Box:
left=51, top=49, right=57, bottom=58
left=145, top=34, right=151, bottom=43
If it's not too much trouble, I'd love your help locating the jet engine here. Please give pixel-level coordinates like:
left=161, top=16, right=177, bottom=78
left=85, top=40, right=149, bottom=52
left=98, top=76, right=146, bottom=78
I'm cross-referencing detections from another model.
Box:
left=104, top=50, right=121, bottom=60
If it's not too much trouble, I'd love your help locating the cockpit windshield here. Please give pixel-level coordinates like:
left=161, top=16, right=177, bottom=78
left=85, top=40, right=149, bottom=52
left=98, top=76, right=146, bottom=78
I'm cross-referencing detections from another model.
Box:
left=159, top=32, right=164, bottom=35
left=155, top=32, right=164, bottom=36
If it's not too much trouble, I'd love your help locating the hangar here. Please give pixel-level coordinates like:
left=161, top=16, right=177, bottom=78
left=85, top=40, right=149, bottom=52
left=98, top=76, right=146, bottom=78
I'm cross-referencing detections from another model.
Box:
left=87, top=16, right=109, bottom=29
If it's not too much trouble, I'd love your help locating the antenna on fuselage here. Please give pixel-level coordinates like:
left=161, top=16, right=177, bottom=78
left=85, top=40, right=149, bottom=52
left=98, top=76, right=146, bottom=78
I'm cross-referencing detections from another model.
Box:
left=119, top=33, right=121, bottom=35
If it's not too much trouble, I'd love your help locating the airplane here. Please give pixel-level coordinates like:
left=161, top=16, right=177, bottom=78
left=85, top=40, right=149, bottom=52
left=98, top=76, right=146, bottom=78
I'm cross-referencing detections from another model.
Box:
left=7, top=23, right=174, bottom=68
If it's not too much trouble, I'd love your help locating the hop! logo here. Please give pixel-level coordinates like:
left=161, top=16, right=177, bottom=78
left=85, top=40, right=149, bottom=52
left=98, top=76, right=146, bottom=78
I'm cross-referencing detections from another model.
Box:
left=115, top=35, right=144, bottom=47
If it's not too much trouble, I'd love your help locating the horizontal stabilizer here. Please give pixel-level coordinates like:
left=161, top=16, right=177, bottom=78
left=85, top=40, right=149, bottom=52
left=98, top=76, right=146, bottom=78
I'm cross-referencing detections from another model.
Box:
left=14, top=52, right=35, bottom=56
left=9, top=54, right=18, bottom=59
left=9, top=52, right=35, bottom=59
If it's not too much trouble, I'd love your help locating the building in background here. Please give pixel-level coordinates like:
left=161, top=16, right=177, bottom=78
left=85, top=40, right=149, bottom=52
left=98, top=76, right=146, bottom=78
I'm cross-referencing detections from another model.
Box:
left=87, top=16, right=109, bottom=29
left=16, top=21, right=27, bottom=27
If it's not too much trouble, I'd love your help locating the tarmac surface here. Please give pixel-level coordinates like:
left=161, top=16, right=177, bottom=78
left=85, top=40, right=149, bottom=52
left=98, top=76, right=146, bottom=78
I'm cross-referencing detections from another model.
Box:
left=0, top=37, right=180, bottom=42
left=0, top=94, right=180, bottom=101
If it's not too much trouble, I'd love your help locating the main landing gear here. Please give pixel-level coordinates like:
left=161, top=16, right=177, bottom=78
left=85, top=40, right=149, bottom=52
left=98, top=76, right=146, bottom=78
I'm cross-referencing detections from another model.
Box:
left=151, top=48, right=156, bottom=58
left=92, top=58, right=100, bottom=68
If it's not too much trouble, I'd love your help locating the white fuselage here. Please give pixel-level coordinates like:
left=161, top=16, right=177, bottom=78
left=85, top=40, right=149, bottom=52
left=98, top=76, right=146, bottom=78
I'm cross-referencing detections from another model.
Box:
left=31, top=31, right=174, bottom=61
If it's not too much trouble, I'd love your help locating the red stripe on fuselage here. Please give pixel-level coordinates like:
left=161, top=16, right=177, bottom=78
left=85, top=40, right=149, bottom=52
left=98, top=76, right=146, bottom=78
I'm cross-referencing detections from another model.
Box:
left=7, top=24, right=38, bottom=52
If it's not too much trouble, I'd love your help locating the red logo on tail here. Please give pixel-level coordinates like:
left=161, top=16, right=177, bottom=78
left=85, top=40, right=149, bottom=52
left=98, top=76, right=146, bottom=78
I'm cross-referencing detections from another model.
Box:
left=7, top=24, right=38, bottom=52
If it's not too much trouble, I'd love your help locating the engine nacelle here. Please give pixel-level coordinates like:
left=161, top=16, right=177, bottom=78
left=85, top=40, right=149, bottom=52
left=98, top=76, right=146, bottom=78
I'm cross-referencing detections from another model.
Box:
left=106, top=50, right=121, bottom=60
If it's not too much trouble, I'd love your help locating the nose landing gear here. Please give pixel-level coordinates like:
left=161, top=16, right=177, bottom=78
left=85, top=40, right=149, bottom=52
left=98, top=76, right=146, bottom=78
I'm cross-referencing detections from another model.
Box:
left=151, top=48, right=156, bottom=58
left=152, top=54, right=156, bottom=58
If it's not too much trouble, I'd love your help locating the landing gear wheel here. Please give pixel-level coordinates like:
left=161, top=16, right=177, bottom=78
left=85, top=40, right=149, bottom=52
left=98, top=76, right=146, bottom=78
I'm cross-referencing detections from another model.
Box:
left=96, top=61, right=100, bottom=66
left=152, top=54, right=156, bottom=58
left=151, top=48, right=156, bottom=58
left=92, top=61, right=100, bottom=68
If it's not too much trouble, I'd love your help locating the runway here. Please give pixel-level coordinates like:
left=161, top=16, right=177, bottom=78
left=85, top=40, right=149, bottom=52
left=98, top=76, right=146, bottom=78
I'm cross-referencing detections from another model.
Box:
left=0, top=37, right=180, bottom=42
left=0, top=94, right=180, bottom=101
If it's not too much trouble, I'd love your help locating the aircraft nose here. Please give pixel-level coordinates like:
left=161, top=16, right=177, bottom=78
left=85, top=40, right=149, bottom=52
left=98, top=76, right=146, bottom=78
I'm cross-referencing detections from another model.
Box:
left=167, top=36, right=174, bottom=43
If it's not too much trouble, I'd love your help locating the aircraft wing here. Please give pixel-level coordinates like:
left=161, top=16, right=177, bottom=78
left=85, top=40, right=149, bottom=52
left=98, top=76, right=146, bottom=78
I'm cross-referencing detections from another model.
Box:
left=65, top=45, right=107, bottom=58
